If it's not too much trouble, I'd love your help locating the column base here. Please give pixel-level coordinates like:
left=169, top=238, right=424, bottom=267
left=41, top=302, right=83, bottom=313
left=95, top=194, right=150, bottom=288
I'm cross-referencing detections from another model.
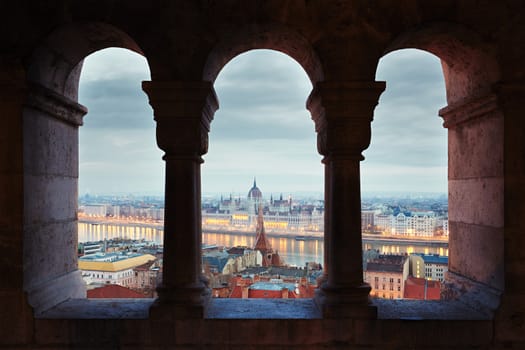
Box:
left=314, top=283, right=377, bottom=319
left=150, top=283, right=211, bottom=319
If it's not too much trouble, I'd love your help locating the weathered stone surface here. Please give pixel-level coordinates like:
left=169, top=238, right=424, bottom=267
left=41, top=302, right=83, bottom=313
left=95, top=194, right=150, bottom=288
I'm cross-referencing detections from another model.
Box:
left=448, top=221, right=504, bottom=290
left=445, top=104, right=503, bottom=180
left=23, top=175, right=77, bottom=223
left=207, top=299, right=321, bottom=319
left=448, top=178, right=503, bottom=227
left=23, top=107, right=79, bottom=178
left=23, top=220, right=79, bottom=291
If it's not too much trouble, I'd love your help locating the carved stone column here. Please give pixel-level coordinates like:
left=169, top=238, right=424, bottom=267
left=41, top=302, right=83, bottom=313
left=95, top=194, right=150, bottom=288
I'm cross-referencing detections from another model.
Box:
left=23, top=82, right=88, bottom=314
left=142, top=81, right=218, bottom=318
left=307, top=81, right=385, bottom=318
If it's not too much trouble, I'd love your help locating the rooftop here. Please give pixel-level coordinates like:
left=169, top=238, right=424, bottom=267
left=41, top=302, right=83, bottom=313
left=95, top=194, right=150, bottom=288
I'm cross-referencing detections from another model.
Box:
left=367, top=255, right=408, bottom=273
left=249, top=281, right=297, bottom=291
left=79, top=253, right=157, bottom=272
left=414, top=253, right=449, bottom=265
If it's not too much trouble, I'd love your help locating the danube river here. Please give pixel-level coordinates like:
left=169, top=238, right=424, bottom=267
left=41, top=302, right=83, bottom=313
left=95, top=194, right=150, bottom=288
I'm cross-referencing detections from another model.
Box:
left=78, top=221, right=448, bottom=267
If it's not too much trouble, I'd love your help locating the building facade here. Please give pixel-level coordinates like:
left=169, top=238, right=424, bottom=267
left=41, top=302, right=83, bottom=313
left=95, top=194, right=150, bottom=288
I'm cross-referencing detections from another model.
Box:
left=365, top=255, right=409, bottom=300
left=79, top=253, right=157, bottom=289
left=202, top=180, right=324, bottom=232
left=374, top=212, right=445, bottom=237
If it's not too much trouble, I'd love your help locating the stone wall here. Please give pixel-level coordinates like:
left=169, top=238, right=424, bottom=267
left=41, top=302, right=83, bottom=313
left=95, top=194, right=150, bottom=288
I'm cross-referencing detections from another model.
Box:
left=0, top=0, right=524, bottom=348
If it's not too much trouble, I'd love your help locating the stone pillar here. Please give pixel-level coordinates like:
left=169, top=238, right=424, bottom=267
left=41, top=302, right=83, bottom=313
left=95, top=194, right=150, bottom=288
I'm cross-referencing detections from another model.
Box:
left=142, top=81, right=218, bottom=318
left=23, top=82, right=87, bottom=314
left=491, top=82, right=525, bottom=344
left=438, top=93, right=504, bottom=309
left=307, top=81, right=385, bottom=318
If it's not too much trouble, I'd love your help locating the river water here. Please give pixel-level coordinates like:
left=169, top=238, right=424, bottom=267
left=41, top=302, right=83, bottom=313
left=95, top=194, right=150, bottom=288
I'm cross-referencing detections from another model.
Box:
left=78, top=222, right=448, bottom=267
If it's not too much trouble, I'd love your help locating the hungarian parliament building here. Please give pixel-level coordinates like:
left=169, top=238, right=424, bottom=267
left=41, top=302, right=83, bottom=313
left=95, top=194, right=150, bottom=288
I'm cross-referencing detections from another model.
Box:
left=202, top=179, right=325, bottom=233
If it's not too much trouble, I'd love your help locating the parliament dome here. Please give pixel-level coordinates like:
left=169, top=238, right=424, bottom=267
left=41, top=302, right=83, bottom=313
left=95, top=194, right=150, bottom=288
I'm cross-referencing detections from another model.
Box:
left=247, top=178, right=262, bottom=199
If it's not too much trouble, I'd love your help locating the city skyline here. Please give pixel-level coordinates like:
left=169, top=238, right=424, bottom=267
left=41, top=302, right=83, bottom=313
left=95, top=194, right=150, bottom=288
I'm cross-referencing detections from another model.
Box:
left=78, top=48, right=447, bottom=196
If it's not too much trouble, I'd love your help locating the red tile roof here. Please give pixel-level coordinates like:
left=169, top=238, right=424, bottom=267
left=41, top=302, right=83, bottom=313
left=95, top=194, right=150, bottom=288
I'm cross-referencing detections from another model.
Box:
left=404, top=276, right=441, bottom=300
left=87, top=284, right=147, bottom=298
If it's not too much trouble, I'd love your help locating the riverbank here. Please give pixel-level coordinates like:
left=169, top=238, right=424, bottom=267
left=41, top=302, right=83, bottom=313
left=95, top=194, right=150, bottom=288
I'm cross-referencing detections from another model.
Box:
left=79, top=217, right=448, bottom=244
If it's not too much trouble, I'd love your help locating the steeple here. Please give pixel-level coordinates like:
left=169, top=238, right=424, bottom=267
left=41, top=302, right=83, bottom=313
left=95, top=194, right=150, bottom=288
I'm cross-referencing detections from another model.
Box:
left=253, top=205, right=274, bottom=266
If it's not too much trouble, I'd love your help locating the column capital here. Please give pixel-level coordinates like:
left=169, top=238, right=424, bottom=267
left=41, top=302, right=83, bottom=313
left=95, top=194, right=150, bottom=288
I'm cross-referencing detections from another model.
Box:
left=307, top=81, right=385, bottom=158
left=142, top=80, right=219, bottom=157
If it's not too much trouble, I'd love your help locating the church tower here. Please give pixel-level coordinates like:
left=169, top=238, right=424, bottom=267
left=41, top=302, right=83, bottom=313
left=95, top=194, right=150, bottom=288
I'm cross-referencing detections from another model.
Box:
left=253, top=205, right=282, bottom=266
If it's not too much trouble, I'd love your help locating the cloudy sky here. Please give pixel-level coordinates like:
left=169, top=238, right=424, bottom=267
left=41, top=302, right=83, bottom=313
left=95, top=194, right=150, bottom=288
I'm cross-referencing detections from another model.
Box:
left=78, top=48, right=447, bottom=197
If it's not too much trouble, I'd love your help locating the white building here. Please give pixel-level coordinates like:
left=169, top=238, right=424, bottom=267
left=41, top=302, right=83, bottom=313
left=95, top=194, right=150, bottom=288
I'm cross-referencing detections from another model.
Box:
left=79, top=252, right=157, bottom=288
left=374, top=214, right=393, bottom=233
left=81, top=204, right=107, bottom=217
left=374, top=211, right=442, bottom=237
left=420, top=254, right=448, bottom=282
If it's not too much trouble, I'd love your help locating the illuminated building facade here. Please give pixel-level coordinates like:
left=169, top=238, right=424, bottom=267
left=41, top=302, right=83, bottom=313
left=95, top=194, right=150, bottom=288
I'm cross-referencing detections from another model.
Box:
left=365, top=255, right=409, bottom=300
left=374, top=211, right=445, bottom=237
left=202, top=180, right=324, bottom=232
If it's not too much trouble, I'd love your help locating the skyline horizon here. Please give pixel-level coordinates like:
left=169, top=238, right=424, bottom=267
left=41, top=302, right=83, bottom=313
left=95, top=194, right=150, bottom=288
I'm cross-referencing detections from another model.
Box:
left=79, top=186, right=448, bottom=200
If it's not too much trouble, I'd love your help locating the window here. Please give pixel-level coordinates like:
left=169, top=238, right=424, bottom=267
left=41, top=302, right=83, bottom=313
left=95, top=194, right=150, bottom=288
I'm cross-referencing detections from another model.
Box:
left=202, top=50, right=321, bottom=299
left=77, top=48, right=157, bottom=299
left=363, top=48, right=447, bottom=302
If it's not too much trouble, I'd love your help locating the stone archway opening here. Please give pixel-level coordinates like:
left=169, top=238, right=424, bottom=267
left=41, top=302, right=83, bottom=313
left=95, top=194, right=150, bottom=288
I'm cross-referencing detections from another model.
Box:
left=77, top=47, right=163, bottom=299
left=363, top=48, right=448, bottom=301
left=23, top=23, right=152, bottom=314
left=201, top=49, right=324, bottom=300
left=375, top=25, right=503, bottom=314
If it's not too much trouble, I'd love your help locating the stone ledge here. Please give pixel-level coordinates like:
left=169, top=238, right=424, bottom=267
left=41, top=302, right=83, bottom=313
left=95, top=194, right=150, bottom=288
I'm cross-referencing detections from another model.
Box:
left=374, top=299, right=490, bottom=320
left=38, top=298, right=153, bottom=319
left=37, top=297, right=492, bottom=321
left=207, top=298, right=322, bottom=319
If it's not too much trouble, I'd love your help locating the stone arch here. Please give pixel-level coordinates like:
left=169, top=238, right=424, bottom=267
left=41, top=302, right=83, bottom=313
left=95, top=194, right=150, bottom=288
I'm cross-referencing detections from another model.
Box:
left=22, top=22, right=150, bottom=314
left=26, top=21, right=146, bottom=100
left=381, top=22, right=500, bottom=105
left=202, top=22, right=324, bottom=84
left=378, top=23, right=504, bottom=309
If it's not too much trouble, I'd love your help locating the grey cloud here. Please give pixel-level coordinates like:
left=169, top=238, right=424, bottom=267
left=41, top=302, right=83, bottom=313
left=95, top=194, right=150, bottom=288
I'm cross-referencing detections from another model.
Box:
left=80, top=78, right=154, bottom=130
left=79, top=47, right=448, bottom=195
left=210, top=50, right=315, bottom=142
left=364, top=49, right=447, bottom=172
